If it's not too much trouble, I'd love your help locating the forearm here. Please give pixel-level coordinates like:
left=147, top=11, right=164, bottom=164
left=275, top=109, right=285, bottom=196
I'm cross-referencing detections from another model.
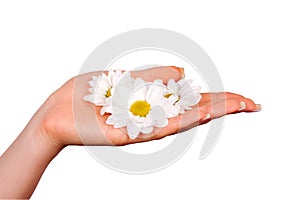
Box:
left=0, top=105, right=64, bottom=198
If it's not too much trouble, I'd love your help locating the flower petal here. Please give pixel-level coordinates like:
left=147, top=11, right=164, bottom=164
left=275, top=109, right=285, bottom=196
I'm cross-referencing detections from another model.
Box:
left=93, top=95, right=106, bottom=106
left=112, top=70, right=122, bottom=87
left=141, top=126, right=154, bottom=134
left=112, top=85, right=131, bottom=107
left=130, top=85, right=147, bottom=103
left=167, top=79, right=179, bottom=93
left=127, top=121, right=141, bottom=139
left=192, top=86, right=201, bottom=94
left=100, top=105, right=113, bottom=115
left=114, top=118, right=130, bottom=128
left=83, top=94, right=106, bottom=105
left=106, top=115, right=115, bottom=125
left=146, top=83, right=165, bottom=105
left=167, top=94, right=179, bottom=104
left=134, top=115, right=146, bottom=123
left=154, top=119, right=168, bottom=127
left=150, top=105, right=166, bottom=121
left=179, top=82, right=194, bottom=97
left=107, top=70, right=114, bottom=86
left=133, top=77, right=145, bottom=88
left=83, top=94, right=94, bottom=102
left=162, top=100, right=180, bottom=118
left=113, top=111, right=130, bottom=128
left=179, top=93, right=201, bottom=107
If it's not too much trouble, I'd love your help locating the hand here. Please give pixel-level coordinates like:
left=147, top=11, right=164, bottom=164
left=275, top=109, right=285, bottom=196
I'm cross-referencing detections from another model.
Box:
left=42, top=66, right=261, bottom=147
left=0, top=66, right=261, bottom=199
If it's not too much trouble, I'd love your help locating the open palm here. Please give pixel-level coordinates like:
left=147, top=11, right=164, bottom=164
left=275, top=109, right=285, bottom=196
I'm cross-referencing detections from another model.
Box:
left=42, top=66, right=260, bottom=147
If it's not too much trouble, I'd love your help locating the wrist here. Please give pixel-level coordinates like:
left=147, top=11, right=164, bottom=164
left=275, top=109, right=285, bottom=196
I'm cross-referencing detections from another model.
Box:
left=24, top=114, right=65, bottom=157
left=29, top=94, right=67, bottom=151
left=0, top=108, right=64, bottom=198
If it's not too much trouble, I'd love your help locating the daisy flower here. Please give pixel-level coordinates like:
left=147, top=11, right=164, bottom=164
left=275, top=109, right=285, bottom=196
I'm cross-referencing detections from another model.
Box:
left=106, top=77, right=168, bottom=139
left=83, top=70, right=125, bottom=115
left=163, top=79, right=201, bottom=117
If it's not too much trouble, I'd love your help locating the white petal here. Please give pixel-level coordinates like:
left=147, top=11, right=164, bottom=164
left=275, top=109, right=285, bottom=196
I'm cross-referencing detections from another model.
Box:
left=134, top=115, right=146, bottom=123
left=179, top=94, right=200, bottom=107
left=162, top=101, right=180, bottom=118
left=106, top=115, right=115, bottom=125
left=179, top=107, right=186, bottom=114
left=167, top=94, right=179, bottom=104
left=141, top=126, right=154, bottom=134
left=146, top=84, right=165, bottom=105
left=153, top=79, right=163, bottom=84
left=89, top=77, right=98, bottom=87
left=101, top=72, right=107, bottom=78
left=127, top=122, right=140, bottom=139
left=130, top=85, right=147, bottom=103
left=83, top=94, right=106, bottom=105
left=150, top=106, right=166, bottom=120
left=192, top=86, right=201, bottom=94
left=107, top=70, right=114, bottom=86
left=100, top=105, right=113, bottom=115
left=133, top=77, right=145, bottom=88
left=117, top=72, right=133, bottom=87
left=114, top=119, right=130, bottom=128
left=89, top=87, right=106, bottom=95
left=112, top=85, right=131, bottom=107
left=83, top=94, right=94, bottom=102
left=99, top=78, right=111, bottom=91
left=144, top=114, right=153, bottom=125
left=177, top=79, right=185, bottom=86
left=167, top=79, right=179, bottom=93
left=178, top=79, right=192, bottom=86
left=182, top=105, right=193, bottom=110
left=112, top=111, right=130, bottom=128
left=112, top=70, right=122, bottom=86
left=179, top=82, right=194, bottom=97
left=154, top=119, right=168, bottom=127
left=194, top=93, right=201, bottom=104
left=92, top=95, right=106, bottom=106
left=114, top=111, right=130, bottom=121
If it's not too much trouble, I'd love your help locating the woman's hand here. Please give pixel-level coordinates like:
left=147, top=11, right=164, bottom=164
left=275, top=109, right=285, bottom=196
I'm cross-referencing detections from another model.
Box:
left=0, top=66, right=260, bottom=199
left=42, top=66, right=261, bottom=147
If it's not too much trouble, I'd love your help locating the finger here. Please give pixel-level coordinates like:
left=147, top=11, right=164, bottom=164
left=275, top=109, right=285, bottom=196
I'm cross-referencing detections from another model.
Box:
left=130, top=66, right=185, bottom=83
left=199, top=92, right=245, bottom=104
left=207, top=97, right=260, bottom=119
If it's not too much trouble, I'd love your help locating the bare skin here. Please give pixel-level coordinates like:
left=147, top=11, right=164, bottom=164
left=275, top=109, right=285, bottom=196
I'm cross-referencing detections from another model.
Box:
left=0, top=66, right=260, bottom=198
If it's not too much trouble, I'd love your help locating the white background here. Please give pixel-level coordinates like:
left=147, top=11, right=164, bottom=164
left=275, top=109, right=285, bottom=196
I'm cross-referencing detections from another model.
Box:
left=0, top=0, right=299, bottom=199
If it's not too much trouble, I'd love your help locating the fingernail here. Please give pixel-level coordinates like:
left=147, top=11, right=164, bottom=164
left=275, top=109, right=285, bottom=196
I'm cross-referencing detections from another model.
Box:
left=238, top=101, right=246, bottom=111
left=203, top=113, right=211, bottom=120
left=170, top=66, right=185, bottom=78
left=254, top=104, right=262, bottom=111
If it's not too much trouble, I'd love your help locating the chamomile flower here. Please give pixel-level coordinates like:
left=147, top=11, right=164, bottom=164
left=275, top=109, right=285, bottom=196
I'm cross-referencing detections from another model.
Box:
left=83, top=70, right=125, bottom=115
left=163, top=79, right=201, bottom=117
left=106, top=77, right=168, bottom=139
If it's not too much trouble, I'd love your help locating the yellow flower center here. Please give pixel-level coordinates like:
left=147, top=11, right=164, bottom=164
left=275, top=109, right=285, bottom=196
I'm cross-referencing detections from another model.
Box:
left=164, top=93, right=180, bottom=105
left=129, top=100, right=151, bottom=117
left=164, top=93, right=173, bottom=98
left=105, top=87, right=112, bottom=97
left=175, top=95, right=181, bottom=104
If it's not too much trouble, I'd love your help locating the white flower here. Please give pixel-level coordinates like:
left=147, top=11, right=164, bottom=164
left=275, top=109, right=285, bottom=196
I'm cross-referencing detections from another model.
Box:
left=163, top=79, right=201, bottom=117
left=83, top=70, right=125, bottom=115
left=106, top=77, right=168, bottom=139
